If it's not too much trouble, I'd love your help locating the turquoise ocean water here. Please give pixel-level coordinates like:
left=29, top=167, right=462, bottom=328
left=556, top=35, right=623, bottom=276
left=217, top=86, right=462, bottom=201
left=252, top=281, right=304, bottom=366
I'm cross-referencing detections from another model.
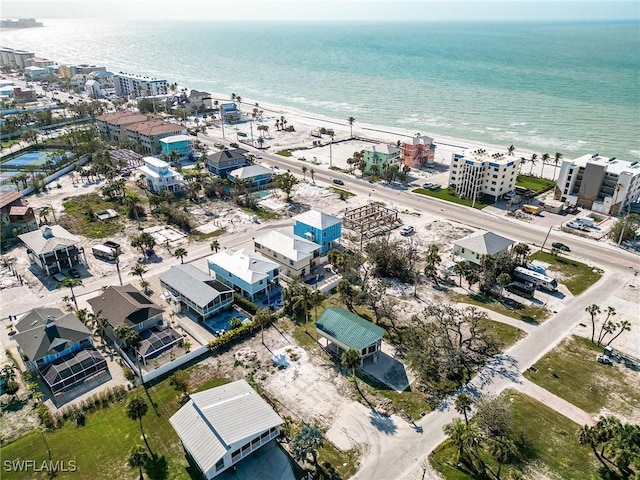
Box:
left=1, top=19, right=638, bottom=159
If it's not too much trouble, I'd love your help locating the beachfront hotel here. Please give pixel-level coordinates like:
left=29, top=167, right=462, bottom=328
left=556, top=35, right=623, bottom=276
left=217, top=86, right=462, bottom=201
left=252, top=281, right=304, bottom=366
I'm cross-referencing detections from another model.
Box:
left=555, top=154, right=640, bottom=215
left=448, top=150, right=521, bottom=202
left=113, top=72, right=168, bottom=99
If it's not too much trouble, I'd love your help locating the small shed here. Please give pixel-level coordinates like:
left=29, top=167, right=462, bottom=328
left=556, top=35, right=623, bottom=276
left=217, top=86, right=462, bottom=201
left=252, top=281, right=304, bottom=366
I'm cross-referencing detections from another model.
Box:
left=315, top=307, right=385, bottom=365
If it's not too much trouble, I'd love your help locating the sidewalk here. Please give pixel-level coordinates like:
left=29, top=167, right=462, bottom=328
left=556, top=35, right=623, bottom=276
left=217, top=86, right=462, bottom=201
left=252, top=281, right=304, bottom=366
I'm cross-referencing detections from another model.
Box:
left=514, top=377, right=595, bottom=426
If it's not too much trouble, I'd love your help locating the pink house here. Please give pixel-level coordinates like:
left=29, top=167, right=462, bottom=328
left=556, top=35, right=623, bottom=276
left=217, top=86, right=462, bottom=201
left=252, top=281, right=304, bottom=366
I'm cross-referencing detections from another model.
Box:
left=402, top=135, right=436, bottom=167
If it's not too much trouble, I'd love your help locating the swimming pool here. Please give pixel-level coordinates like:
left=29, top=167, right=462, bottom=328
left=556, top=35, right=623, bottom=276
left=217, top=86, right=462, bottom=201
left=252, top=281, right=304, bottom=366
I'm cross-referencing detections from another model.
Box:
left=203, top=308, right=249, bottom=335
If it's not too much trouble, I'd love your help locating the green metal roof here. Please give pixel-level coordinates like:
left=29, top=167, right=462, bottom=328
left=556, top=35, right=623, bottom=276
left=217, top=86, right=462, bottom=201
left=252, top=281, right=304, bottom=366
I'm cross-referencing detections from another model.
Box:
left=315, top=307, right=384, bottom=351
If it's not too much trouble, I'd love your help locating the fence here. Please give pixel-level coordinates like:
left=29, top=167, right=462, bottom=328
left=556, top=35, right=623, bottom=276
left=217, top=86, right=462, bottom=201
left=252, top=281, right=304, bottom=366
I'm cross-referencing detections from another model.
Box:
left=141, top=345, right=207, bottom=383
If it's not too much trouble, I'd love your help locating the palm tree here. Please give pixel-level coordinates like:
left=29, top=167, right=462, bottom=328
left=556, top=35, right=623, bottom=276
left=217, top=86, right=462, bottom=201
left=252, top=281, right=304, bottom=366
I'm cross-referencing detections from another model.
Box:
left=301, top=165, right=307, bottom=181
left=130, top=263, right=147, bottom=281
left=126, top=396, right=151, bottom=454
left=209, top=240, right=220, bottom=252
left=347, top=116, right=356, bottom=138
left=112, top=248, right=123, bottom=286
left=443, top=418, right=473, bottom=465
left=127, top=445, right=149, bottom=480
left=529, top=153, right=538, bottom=175
left=490, top=436, right=518, bottom=479
left=605, top=319, right=631, bottom=347
left=342, top=347, right=362, bottom=391
left=541, top=153, right=550, bottom=178
left=507, top=145, right=515, bottom=156
left=496, top=272, right=511, bottom=297
left=58, top=278, right=82, bottom=310
left=124, top=192, right=142, bottom=226
left=454, top=393, right=473, bottom=425
left=553, top=152, right=563, bottom=180
left=452, top=261, right=469, bottom=287
left=597, top=306, right=617, bottom=345
left=114, top=324, right=139, bottom=349
left=310, top=168, right=315, bottom=183
left=75, top=307, right=89, bottom=326
left=585, top=304, right=601, bottom=344
left=174, top=247, right=188, bottom=264
left=253, top=307, right=273, bottom=344
left=291, top=284, right=313, bottom=332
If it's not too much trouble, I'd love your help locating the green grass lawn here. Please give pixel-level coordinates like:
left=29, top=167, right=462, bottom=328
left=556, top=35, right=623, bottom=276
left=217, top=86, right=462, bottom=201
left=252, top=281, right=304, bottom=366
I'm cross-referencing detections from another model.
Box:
left=450, top=291, right=551, bottom=324
left=413, top=188, right=492, bottom=209
left=524, top=335, right=640, bottom=416
left=516, top=174, right=556, bottom=194
left=530, top=251, right=603, bottom=295
left=275, top=150, right=293, bottom=157
left=1, top=376, right=229, bottom=480
left=480, top=317, right=526, bottom=349
left=61, top=193, right=125, bottom=238
left=430, top=390, right=599, bottom=480
left=328, top=186, right=356, bottom=199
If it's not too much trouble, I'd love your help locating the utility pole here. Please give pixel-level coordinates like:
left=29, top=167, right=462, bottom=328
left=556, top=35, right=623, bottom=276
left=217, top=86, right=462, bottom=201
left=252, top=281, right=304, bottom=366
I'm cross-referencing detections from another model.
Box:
left=541, top=225, right=553, bottom=251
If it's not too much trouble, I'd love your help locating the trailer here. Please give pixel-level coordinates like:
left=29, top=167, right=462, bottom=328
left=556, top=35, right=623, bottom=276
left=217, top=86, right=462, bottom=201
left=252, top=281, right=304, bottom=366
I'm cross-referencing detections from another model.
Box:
left=514, top=266, right=558, bottom=291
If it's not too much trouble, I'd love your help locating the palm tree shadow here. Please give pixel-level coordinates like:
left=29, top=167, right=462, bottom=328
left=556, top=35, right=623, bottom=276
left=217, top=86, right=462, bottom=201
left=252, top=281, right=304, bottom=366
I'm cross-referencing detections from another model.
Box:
left=369, top=410, right=397, bottom=435
left=144, top=454, right=169, bottom=480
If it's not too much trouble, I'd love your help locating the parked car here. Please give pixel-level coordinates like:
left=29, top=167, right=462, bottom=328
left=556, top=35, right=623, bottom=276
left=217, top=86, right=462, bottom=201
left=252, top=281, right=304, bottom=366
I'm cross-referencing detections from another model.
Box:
left=333, top=179, right=344, bottom=185
left=68, top=268, right=81, bottom=278
left=214, top=142, right=224, bottom=148
left=552, top=242, right=570, bottom=252
left=230, top=142, right=239, bottom=148
left=400, top=226, right=414, bottom=236
left=237, top=132, right=247, bottom=137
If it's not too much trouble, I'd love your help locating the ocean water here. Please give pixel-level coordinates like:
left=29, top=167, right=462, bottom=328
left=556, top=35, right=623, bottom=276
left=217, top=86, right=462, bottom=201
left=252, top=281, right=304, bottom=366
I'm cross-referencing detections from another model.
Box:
left=1, top=19, right=639, bottom=159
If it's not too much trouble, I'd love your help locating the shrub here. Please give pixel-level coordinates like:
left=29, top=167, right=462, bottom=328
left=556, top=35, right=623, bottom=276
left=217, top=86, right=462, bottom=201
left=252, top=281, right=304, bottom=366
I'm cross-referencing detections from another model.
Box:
left=75, top=411, right=86, bottom=427
left=123, top=366, right=135, bottom=382
left=229, top=317, right=243, bottom=330
left=208, top=321, right=258, bottom=352
left=37, top=404, right=55, bottom=429
left=233, top=294, right=258, bottom=315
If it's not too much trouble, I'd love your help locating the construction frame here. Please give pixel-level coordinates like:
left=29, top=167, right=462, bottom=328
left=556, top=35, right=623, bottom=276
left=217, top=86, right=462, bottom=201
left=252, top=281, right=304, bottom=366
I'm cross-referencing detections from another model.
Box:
left=342, top=203, right=401, bottom=248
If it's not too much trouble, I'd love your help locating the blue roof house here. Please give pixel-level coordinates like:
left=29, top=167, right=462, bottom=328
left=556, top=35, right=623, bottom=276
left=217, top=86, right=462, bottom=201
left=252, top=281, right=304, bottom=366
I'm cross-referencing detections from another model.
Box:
left=293, top=209, right=342, bottom=254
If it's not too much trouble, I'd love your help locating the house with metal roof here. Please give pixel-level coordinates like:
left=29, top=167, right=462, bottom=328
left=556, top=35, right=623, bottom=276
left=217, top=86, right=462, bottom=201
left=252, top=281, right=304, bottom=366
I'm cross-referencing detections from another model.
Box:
left=207, top=248, right=279, bottom=301
left=254, top=228, right=320, bottom=281
left=18, top=225, right=82, bottom=275
left=13, top=307, right=108, bottom=394
left=160, top=264, right=233, bottom=321
left=363, top=143, right=401, bottom=176
left=227, top=164, right=274, bottom=187
left=206, top=148, right=249, bottom=177
left=170, top=379, right=283, bottom=479
left=315, top=307, right=385, bottom=365
left=453, top=230, right=515, bottom=265
left=160, top=134, right=194, bottom=160
left=138, top=156, right=183, bottom=193
left=88, top=284, right=184, bottom=366
left=293, top=209, right=342, bottom=254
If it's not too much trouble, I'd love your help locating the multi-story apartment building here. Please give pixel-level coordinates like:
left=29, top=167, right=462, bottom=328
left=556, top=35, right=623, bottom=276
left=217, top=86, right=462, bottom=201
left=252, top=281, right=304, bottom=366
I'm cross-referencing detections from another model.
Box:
left=448, top=149, right=521, bottom=202
left=555, top=153, right=640, bottom=215
left=125, top=120, right=186, bottom=155
left=114, top=72, right=168, bottom=99
left=95, top=111, right=153, bottom=143
left=0, top=48, right=35, bottom=69
left=401, top=135, right=436, bottom=167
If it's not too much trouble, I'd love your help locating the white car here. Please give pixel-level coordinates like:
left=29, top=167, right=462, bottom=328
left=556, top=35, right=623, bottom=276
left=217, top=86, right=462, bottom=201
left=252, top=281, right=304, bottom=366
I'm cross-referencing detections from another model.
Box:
left=400, top=226, right=414, bottom=236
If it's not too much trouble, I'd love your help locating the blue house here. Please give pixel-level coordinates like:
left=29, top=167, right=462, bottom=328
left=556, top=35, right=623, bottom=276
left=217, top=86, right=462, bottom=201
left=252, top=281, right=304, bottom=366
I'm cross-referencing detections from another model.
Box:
left=207, top=248, right=279, bottom=301
left=13, top=307, right=108, bottom=394
left=160, top=134, right=194, bottom=159
left=220, top=103, right=241, bottom=123
left=293, top=209, right=342, bottom=254
left=227, top=165, right=274, bottom=187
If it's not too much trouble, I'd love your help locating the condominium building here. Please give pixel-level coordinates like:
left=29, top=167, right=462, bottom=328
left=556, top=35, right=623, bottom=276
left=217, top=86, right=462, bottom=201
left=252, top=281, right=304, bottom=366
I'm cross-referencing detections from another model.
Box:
left=555, top=154, right=640, bottom=215
left=125, top=120, right=186, bottom=155
left=96, top=111, right=154, bottom=143
left=448, top=149, right=521, bottom=202
left=114, top=72, right=168, bottom=99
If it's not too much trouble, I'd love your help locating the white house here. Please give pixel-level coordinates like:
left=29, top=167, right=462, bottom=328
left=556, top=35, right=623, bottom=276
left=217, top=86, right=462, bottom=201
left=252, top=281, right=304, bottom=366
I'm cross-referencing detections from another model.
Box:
left=449, top=149, right=522, bottom=202
left=207, top=248, right=279, bottom=301
left=113, top=72, right=168, bottom=99
left=18, top=225, right=83, bottom=276
left=170, top=379, right=283, bottom=479
left=453, top=230, right=515, bottom=265
left=555, top=153, right=640, bottom=215
left=138, top=156, right=183, bottom=193
left=253, top=228, right=321, bottom=280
